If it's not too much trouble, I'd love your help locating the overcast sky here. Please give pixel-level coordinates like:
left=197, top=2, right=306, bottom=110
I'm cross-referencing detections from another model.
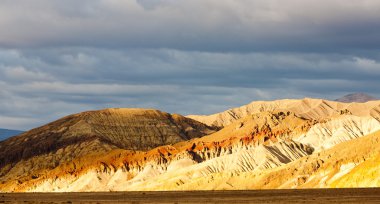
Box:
left=1, top=0, right=380, bottom=130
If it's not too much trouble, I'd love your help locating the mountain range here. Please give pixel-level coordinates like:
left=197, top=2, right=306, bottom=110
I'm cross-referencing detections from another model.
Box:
left=0, top=96, right=379, bottom=192
left=0, top=128, right=23, bottom=142
left=335, top=93, right=377, bottom=103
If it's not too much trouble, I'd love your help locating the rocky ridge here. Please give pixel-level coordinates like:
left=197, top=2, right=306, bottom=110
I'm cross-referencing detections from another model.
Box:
left=187, top=98, right=380, bottom=127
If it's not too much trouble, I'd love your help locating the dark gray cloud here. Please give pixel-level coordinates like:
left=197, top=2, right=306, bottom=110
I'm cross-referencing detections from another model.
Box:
left=0, top=0, right=380, bottom=52
left=1, top=48, right=379, bottom=130
left=0, top=0, right=379, bottom=130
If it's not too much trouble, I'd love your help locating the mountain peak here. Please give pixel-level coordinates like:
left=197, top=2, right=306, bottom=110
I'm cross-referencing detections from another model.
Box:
left=335, top=93, right=377, bottom=103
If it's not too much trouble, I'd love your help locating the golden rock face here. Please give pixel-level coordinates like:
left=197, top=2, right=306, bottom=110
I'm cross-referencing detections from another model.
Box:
left=187, top=98, right=380, bottom=127
left=0, top=99, right=380, bottom=192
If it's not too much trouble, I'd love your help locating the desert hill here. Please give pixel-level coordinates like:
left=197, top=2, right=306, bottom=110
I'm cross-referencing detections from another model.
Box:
left=100, top=114, right=379, bottom=191
left=149, top=128, right=380, bottom=190
left=0, top=108, right=216, bottom=189
left=0, top=98, right=379, bottom=192
left=187, top=98, right=380, bottom=127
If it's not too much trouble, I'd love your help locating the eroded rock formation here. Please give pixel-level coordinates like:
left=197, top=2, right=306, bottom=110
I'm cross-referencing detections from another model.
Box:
left=1, top=99, right=380, bottom=192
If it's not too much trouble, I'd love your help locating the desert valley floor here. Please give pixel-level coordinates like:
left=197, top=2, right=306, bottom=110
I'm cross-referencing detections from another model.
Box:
left=1, top=188, right=380, bottom=203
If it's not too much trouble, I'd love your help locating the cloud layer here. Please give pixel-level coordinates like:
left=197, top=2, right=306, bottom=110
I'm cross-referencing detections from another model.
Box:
left=0, top=0, right=379, bottom=129
left=1, top=0, right=380, bottom=52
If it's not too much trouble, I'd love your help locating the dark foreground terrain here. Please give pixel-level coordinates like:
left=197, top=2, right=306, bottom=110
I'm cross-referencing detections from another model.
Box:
left=1, top=188, right=380, bottom=204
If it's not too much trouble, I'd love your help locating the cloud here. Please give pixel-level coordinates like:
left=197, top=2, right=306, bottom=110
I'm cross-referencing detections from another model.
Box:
left=0, top=0, right=379, bottom=52
left=0, top=116, right=41, bottom=131
left=60, top=53, right=98, bottom=67
left=0, top=47, right=379, bottom=130
left=2, top=66, right=54, bottom=82
left=0, top=1, right=379, bottom=130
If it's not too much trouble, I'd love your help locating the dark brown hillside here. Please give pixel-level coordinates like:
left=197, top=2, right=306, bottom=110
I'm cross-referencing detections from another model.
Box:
left=0, top=108, right=216, bottom=173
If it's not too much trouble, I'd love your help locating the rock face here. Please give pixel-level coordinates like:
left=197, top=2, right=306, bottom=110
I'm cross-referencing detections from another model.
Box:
left=0, top=98, right=380, bottom=192
left=335, top=93, right=377, bottom=103
left=295, top=115, right=380, bottom=151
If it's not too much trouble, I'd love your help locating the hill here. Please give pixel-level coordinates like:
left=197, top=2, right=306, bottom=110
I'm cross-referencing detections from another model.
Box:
left=0, top=108, right=216, bottom=190
left=187, top=98, right=380, bottom=127
left=1, top=98, right=380, bottom=192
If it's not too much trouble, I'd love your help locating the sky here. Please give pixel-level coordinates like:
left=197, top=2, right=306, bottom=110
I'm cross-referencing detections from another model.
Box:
left=1, top=0, right=380, bottom=130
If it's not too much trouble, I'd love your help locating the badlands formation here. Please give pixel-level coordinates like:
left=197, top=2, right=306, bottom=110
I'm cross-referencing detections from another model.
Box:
left=0, top=98, right=380, bottom=192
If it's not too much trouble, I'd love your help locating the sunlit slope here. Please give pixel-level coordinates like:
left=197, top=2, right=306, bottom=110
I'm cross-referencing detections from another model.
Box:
left=188, top=98, right=380, bottom=127
left=130, top=129, right=380, bottom=190
left=256, top=129, right=380, bottom=189
left=117, top=116, right=380, bottom=191
left=3, top=110, right=378, bottom=191
left=295, top=115, right=380, bottom=151
left=2, top=111, right=313, bottom=192
left=1, top=99, right=380, bottom=192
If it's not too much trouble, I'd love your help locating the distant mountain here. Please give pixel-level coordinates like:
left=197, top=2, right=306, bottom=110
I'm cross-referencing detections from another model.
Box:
left=0, top=128, right=23, bottom=141
left=335, top=93, right=377, bottom=103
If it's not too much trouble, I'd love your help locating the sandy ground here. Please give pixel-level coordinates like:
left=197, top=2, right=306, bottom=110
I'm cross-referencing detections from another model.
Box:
left=1, top=188, right=380, bottom=204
